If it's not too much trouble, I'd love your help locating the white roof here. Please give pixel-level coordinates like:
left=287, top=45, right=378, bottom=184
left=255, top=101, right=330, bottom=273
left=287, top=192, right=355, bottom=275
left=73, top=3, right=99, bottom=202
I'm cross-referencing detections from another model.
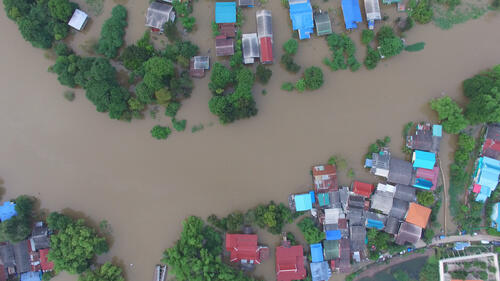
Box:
left=324, top=208, right=341, bottom=225
left=242, top=33, right=260, bottom=64
left=376, top=183, right=396, bottom=193
left=68, top=9, right=89, bottom=31
left=364, top=0, right=381, bottom=21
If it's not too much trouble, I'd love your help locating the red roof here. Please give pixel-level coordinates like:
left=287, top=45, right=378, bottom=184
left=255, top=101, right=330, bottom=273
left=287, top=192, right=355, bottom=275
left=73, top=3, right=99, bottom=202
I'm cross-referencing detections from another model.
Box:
left=483, top=138, right=500, bottom=158
left=218, top=23, right=236, bottom=37
left=40, top=249, right=54, bottom=271
left=0, top=265, right=6, bottom=281
left=276, top=245, right=306, bottom=281
left=473, top=184, right=482, bottom=193
left=226, top=234, right=262, bottom=264
left=215, top=35, right=234, bottom=56
left=415, top=165, right=439, bottom=190
left=312, top=165, right=338, bottom=192
left=259, top=37, right=273, bottom=64
left=352, top=181, right=375, bottom=197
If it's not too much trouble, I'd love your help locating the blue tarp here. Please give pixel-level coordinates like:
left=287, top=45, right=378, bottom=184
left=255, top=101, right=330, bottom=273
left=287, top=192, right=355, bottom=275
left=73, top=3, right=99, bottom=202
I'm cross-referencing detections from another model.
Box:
left=454, top=242, right=470, bottom=251
left=21, top=272, right=42, bottom=281
left=310, top=191, right=316, bottom=204
left=364, top=158, right=373, bottom=168
left=412, top=150, right=436, bottom=170
left=215, top=2, right=236, bottom=23
left=413, top=178, right=433, bottom=190
left=0, top=201, right=17, bottom=221
left=310, top=243, right=324, bottom=262
left=289, top=0, right=314, bottom=40
left=326, top=230, right=341, bottom=240
left=366, top=219, right=384, bottom=230
left=433, top=125, right=442, bottom=137
left=341, top=0, right=362, bottom=29
left=295, top=193, right=313, bottom=211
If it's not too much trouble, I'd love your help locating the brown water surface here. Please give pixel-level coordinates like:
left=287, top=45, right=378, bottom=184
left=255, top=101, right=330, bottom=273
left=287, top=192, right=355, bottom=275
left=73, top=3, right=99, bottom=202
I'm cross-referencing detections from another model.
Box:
left=1, top=0, right=500, bottom=280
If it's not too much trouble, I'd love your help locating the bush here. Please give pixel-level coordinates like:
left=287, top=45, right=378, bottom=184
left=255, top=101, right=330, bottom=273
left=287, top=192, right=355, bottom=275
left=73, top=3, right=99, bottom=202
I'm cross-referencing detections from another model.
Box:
left=377, top=26, right=404, bottom=58
left=361, top=29, right=375, bottom=45
left=281, top=82, right=294, bottom=91
left=295, top=79, right=306, bottom=92
left=256, top=65, right=272, bottom=84
left=409, top=0, right=433, bottom=24
left=96, top=5, right=128, bottom=59
left=303, top=66, right=324, bottom=90
left=280, top=54, right=301, bottom=73
left=150, top=125, right=171, bottom=140
left=364, top=46, right=380, bottom=70
left=405, top=42, right=426, bottom=52
left=297, top=217, right=325, bottom=244
left=172, top=118, right=186, bottom=132
left=253, top=202, right=294, bottom=234
left=283, top=38, right=299, bottom=55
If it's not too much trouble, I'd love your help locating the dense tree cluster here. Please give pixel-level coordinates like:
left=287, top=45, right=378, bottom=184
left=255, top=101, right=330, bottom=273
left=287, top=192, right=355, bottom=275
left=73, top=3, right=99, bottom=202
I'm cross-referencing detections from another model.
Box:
left=280, top=38, right=301, bottom=73
left=120, top=31, right=155, bottom=71
left=376, top=26, right=404, bottom=59
left=0, top=195, right=35, bottom=243
left=448, top=133, right=475, bottom=217
left=462, top=64, right=500, bottom=124
left=303, top=67, right=324, bottom=90
left=47, top=212, right=109, bottom=274
left=96, top=5, right=128, bottom=59
left=430, top=96, right=468, bottom=134
left=3, top=0, right=76, bottom=48
left=364, top=46, right=381, bottom=70
left=162, top=216, right=257, bottom=281
left=252, top=202, right=295, bottom=234
left=255, top=65, right=272, bottom=85
left=151, top=125, right=171, bottom=140
left=172, top=0, right=196, bottom=32
left=297, top=217, right=325, bottom=244
left=409, top=0, right=433, bottom=24
left=323, top=33, right=360, bottom=72
left=207, top=212, right=244, bottom=233
left=78, top=262, right=125, bottom=281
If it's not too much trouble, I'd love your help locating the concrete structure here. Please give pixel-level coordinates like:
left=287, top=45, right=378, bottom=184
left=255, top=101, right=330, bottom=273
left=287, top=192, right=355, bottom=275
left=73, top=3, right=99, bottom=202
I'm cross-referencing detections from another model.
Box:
left=439, top=253, right=500, bottom=281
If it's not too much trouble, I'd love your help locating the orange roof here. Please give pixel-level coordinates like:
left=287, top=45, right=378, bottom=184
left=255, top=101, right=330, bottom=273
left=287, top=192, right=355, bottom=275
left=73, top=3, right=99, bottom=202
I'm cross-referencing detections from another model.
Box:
left=352, top=181, right=375, bottom=197
left=405, top=203, right=431, bottom=228
left=312, top=165, right=336, bottom=176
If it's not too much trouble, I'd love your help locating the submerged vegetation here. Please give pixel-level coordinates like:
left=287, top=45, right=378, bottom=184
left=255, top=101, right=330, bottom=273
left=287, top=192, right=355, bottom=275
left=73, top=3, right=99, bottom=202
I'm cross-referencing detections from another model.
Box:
left=323, top=33, right=361, bottom=72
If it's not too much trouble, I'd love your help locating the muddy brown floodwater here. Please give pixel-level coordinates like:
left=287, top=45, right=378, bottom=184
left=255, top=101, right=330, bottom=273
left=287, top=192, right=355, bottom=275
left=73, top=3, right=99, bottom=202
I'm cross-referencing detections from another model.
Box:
left=1, top=0, right=500, bottom=280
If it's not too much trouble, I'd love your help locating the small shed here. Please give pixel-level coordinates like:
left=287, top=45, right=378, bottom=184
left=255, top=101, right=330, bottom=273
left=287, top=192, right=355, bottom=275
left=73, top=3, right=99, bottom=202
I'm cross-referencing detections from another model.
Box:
left=239, top=0, right=255, bottom=6
left=215, top=35, right=234, bottom=56
left=314, top=11, right=332, bottom=36
left=68, top=9, right=89, bottom=31
left=382, top=0, right=401, bottom=4
left=215, top=2, right=237, bottom=24
left=341, top=0, right=362, bottom=30
left=242, top=33, right=260, bottom=64
left=146, top=2, right=175, bottom=32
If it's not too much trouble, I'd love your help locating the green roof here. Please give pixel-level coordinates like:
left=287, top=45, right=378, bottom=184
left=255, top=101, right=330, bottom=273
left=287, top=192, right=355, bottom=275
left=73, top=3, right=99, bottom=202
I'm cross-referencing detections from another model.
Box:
left=314, top=12, right=332, bottom=36
left=323, top=240, right=339, bottom=260
left=318, top=192, right=330, bottom=207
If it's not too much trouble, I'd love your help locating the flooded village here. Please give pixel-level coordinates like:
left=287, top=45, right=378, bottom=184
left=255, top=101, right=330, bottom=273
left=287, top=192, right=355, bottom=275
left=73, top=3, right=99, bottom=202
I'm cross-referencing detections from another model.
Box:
left=1, top=0, right=500, bottom=280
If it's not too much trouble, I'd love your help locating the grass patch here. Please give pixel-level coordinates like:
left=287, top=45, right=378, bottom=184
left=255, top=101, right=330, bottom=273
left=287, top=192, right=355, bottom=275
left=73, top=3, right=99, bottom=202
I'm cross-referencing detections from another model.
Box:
left=85, top=0, right=105, bottom=16
left=191, top=124, right=204, bottom=133
left=433, top=1, right=489, bottom=30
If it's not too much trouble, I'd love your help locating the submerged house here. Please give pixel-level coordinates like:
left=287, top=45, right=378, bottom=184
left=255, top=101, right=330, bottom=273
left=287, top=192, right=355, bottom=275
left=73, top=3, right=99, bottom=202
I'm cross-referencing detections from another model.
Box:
left=312, top=165, right=338, bottom=192
left=370, top=149, right=390, bottom=178
left=256, top=10, right=273, bottom=64
left=146, top=2, right=175, bottom=33
left=189, top=56, right=210, bottom=78
left=218, top=23, right=236, bottom=37
left=395, top=222, right=421, bottom=245
left=405, top=203, right=431, bottom=229
left=290, top=192, right=314, bottom=212
left=387, top=158, right=413, bottom=186
left=313, top=11, right=332, bottom=36
left=225, top=234, right=268, bottom=265
left=68, top=9, right=89, bottom=31
left=20, top=271, right=42, bottom=281
left=364, top=0, right=381, bottom=29
left=406, top=123, right=442, bottom=153
left=242, top=33, right=260, bottom=64
left=288, top=0, right=314, bottom=40
left=341, top=0, right=362, bottom=30
left=275, top=245, right=306, bottom=281
left=215, top=35, right=235, bottom=56
left=473, top=156, right=500, bottom=202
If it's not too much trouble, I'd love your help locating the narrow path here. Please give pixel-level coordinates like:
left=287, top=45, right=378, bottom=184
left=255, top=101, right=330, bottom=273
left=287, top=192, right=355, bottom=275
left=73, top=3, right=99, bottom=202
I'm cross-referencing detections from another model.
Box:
left=438, top=156, right=448, bottom=235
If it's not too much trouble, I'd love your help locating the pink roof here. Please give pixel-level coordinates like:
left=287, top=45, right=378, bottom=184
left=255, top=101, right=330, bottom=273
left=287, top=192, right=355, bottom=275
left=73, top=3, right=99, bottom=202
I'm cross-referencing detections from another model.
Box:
left=40, top=249, right=54, bottom=271
left=415, top=165, right=439, bottom=190
left=276, top=245, right=306, bottom=281
left=259, top=37, right=273, bottom=63
left=352, top=181, right=375, bottom=197
left=226, top=234, right=261, bottom=264
left=473, top=184, right=482, bottom=193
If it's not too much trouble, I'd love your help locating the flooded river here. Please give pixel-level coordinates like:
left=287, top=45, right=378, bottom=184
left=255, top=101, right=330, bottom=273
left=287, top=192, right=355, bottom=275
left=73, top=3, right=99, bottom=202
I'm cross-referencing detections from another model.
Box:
left=1, top=0, right=500, bottom=280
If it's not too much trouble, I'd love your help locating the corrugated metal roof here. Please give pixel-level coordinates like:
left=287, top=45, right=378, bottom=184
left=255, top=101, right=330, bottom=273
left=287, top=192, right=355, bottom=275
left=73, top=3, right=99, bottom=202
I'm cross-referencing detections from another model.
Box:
left=215, top=2, right=236, bottom=23
left=146, top=2, right=174, bottom=30
left=256, top=10, right=273, bottom=39
left=364, top=0, right=381, bottom=21
left=68, top=9, right=88, bottom=31
left=242, top=33, right=259, bottom=64
left=289, top=0, right=314, bottom=39
left=314, top=12, right=332, bottom=36
left=341, top=0, right=362, bottom=29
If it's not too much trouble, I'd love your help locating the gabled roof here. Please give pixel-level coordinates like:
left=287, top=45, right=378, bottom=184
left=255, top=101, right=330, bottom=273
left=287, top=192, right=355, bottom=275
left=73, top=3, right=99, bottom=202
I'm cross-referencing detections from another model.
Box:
left=276, top=245, right=306, bottom=281
left=370, top=150, right=390, bottom=178
left=0, top=201, right=17, bottom=221
left=341, top=0, right=362, bottom=29
left=393, top=184, right=417, bottom=202
left=352, top=181, right=374, bottom=197
left=225, top=234, right=262, bottom=263
left=324, top=208, right=341, bottom=225
left=218, top=22, right=236, bottom=37
left=312, top=165, right=338, bottom=192
left=242, top=33, right=260, bottom=64
left=215, top=2, right=236, bottom=23
left=364, top=0, right=381, bottom=21
left=384, top=216, right=401, bottom=234
left=68, top=9, right=88, bottom=31
left=414, top=166, right=439, bottom=190
left=347, top=207, right=365, bottom=226
left=256, top=10, right=273, bottom=39
left=483, top=138, right=500, bottom=159
left=259, top=37, right=273, bottom=64
left=395, top=222, right=422, bottom=245
left=39, top=249, right=54, bottom=272
left=405, top=203, right=431, bottom=229
left=310, top=261, right=331, bottom=281
left=215, top=36, right=234, bottom=56
left=323, top=240, right=340, bottom=260
left=475, top=156, right=500, bottom=190
left=348, top=195, right=366, bottom=210
left=389, top=198, right=409, bottom=220
left=0, top=244, right=15, bottom=268
left=313, top=11, right=332, bottom=36
left=412, top=151, right=436, bottom=170
left=14, top=240, right=31, bottom=274
left=349, top=225, right=366, bottom=252
left=370, top=191, right=394, bottom=215
left=146, top=2, right=174, bottom=30
left=388, top=158, right=413, bottom=186
left=310, top=243, right=324, bottom=263
left=32, top=222, right=48, bottom=238
left=366, top=212, right=387, bottom=230
left=318, top=192, right=330, bottom=207
left=30, top=236, right=50, bottom=251
left=289, top=0, right=314, bottom=40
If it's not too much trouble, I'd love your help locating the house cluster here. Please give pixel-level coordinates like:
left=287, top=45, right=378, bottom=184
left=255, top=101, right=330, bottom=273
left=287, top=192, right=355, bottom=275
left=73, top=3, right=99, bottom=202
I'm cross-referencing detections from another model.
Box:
left=473, top=124, right=500, bottom=203
left=285, top=123, right=442, bottom=280
left=0, top=202, right=54, bottom=281
left=287, top=0, right=332, bottom=40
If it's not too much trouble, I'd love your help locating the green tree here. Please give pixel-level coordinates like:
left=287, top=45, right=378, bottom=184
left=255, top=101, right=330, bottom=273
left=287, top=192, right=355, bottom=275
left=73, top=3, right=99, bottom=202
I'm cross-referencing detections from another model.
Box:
left=417, top=191, right=435, bottom=207
left=409, top=0, right=433, bottom=24
left=283, top=38, right=299, bottom=55
left=256, top=65, right=272, bottom=84
left=297, top=217, right=325, bottom=244
left=430, top=96, right=468, bottom=134
left=165, top=102, right=181, bottom=117
left=47, top=212, right=108, bottom=274
left=3, top=0, right=33, bottom=21
left=361, top=29, right=375, bottom=45
left=120, top=45, right=153, bottom=71
left=172, top=118, right=186, bottom=132
left=377, top=26, right=404, bottom=58
left=303, top=66, right=324, bottom=90
left=0, top=195, right=35, bottom=243
left=150, top=125, right=171, bottom=140
left=281, top=82, right=294, bottom=91
left=280, top=54, right=301, bottom=73
left=253, top=202, right=294, bottom=234
left=96, top=5, right=128, bottom=59
left=79, top=262, right=125, bottom=281
left=48, top=0, right=75, bottom=21
left=295, top=79, right=306, bottom=92
left=364, top=46, right=380, bottom=70
left=419, top=256, right=439, bottom=281
left=209, top=63, right=233, bottom=94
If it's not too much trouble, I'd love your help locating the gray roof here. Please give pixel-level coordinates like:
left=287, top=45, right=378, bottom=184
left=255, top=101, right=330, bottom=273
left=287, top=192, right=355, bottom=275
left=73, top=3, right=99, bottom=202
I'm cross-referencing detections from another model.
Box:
left=395, top=222, right=422, bottom=245
left=350, top=225, right=366, bottom=252
left=32, top=223, right=48, bottom=238
left=215, top=37, right=234, bottom=56
left=370, top=150, right=390, bottom=175
left=348, top=208, right=365, bottom=226
left=14, top=240, right=31, bottom=274
left=364, top=0, right=381, bottom=21
left=242, top=33, right=260, bottom=64
left=393, top=184, right=417, bottom=202
left=68, top=9, right=89, bottom=31
left=389, top=198, right=409, bottom=219
left=256, top=10, right=273, bottom=39
left=239, top=0, right=255, bottom=6
left=146, top=2, right=175, bottom=30
left=366, top=211, right=387, bottom=223
left=330, top=191, right=341, bottom=208
left=314, top=12, right=332, bottom=36
left=0, top=244, right=15, bottom=268
left=348, top=195, right=365, bottom=209
left=339, top=239, right=351, bottom=273
left=31, top=236, right=50, bottom=250
left=339, top=187, right=349, bottom=211
left=370, top=191, right=394, bottom=214
left=388, top=158, right=413, bottom=185
left=310, top=261, right=331, bottom=281
left=486, top=123, right=500, bottom=141
left=384, top=216, right=401, bottom=234
left=193, top=56, right=209, bottom=70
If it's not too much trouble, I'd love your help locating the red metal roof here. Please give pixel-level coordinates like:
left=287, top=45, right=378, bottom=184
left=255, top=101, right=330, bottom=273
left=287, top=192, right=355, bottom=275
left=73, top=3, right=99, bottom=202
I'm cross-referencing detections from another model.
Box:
left=312, top=165, right=338, bottom=192
left=275, top=245, right=306, bottom=281
left=0, top=265, right=6, bottom=281
left=352, top=181, right=374, bottom=197
left=40, top=249, right=54, bottom=271
left=226, top=234, right=262, bottom=264
left=483, top=138, right=500, bottom=158
left=215, top=35, right=234, bottom=56
left=259, top=37, right=273, bottom=64
left=218, top=23, right=236, bottom=37
left=415, top=165, right=439, bottom=190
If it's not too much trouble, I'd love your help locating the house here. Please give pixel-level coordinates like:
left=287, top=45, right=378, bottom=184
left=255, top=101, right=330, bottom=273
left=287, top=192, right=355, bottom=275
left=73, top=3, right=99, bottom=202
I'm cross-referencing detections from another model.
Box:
left=347, top=207, right=365, bottom=226
left=341, top=0, right=362, bottom=30
left=324, top=208, right=341, bottom=226
left=393, top=184, right=417, bottom=202
left=323, top=240, right=340, bottom=260
left=0, top=201, right=17, bottom=221
left=288, top=0, right=314, bottom=40
left=483, top=124, right=500, bottom=159
left=395, top=222, right=422, bottom=245
left=491, top=202, right=500, bottom=232
left=389, top=198, right=409, bottom=219
left=239, top=0, right=255, bottom=7
left=370, top=190, right=393, bottom=215
left=215, top=35, right=235, bottom=56
left=348, top=195, right=366, bottom=210
left=339, top=187, right=349, bottom=211
left=312, top=165, right=338, bottom=192
left=14, top=240, right=31, bottom=274
left=364, top=0, right=381, bottom=29
left=20, top=271, right=42, bottom=281
left=412, top=150, right=436, bottom=170
left=225, top=234, right=268, bottom=264
left=39, top=249, right=54, bottom=272
left=349, top=225, right=366, bottom=252
left=338, top=239, right=351, bottom=273
left=405, top=203, right=431, bottom=229
left=352, top=181, right=375, bottom=197
left=0, top=244, right=15, bottom=273
left=291, top=192, right=314, bottom=211
left=68, top=9, right=89, bottom=31
left=370, top=149, right=390, bottom=178
left=190, top=56, right=210, bottom=78
left=313, top=11, right=332, bottom=36
left=218, top=22, right=236, bottom=37
left=317, top=192, right=330, bottom=207
left=275, top=245, right=306, bottom=281
left=242, top=33, right=260, bottom=64
left=326, top=230, right=341, bottom=241
left=310, top=261, right=331, bottom=281
left=473, top=156, right=500, bottom=202
left=310, top=243, right=324, bottom=263
left=388, top=158, right=414, bottom=185
left=146, top=2, right=175, bottom=33
left=384, top=216, right=401, bottom=234
left=256, top=10, right=273, bottom=64
left=215, top=2, right=237, bottom=24
left=413, top=165, right=439, bottom=190
left=366, top=212, right=387, bottom=230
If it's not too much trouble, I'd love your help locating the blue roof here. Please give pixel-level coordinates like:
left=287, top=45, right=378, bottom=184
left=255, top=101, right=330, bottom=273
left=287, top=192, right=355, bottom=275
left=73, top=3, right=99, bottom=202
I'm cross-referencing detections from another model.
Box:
left=366, top=219, right=385, bottom=230
left=0, top=201, right=17, bottom=221
left=364, top=158, right=373, bottom=168
left=453, top=242, right=470, bottom=251
left=295, top=193, right=313, bottom=211
left=289, top=0, right=314, bottom=40
left=310, top=191, right=316, bottom=204
left=326, top=230, right=341, bottom=240
left=412, top=150, right=436, bottom=170
left=476, top=157, right=500, bottom=190
left=310, top=261, right=331, bottom=281
left=413, top=178, right=433, bottom=190
left=341, top=0, right=362, bottom=29
left=310, top=243, right=324, bottom=262
left=21, top=272, right=42, bottom=281
left=215, top=2, right=236, bottom=23
left=433, top=125, right=442, bottom=137
left=491, top=203, right=500, bottom=232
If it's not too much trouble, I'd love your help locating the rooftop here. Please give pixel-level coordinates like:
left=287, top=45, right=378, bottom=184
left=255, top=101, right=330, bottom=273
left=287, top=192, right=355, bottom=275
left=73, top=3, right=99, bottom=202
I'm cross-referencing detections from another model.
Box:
left=226, top=234, right=263, bottom=264
left=68, top=9, right=88, bottom=31
left=39, top=249, right=54, bottom=272
left=389, top=198, right=409, bottom=220
left=341, top=0, right=362, bottom=29
left=215, top=2, right=237, bottom=23
left=352, top=181, right=375, bottom=197
left=412, top=150, right=436, bottom=170
left=393, top=184, right=417, bottom=202
left=312, top=165, right=338, bottom=192
left=388, top=158, right=414, bottom=186
left=294, top=192, right=313, bottom=211
left=310, top=261, right=332, bottom=281
left=313, top=11, right=332, bottom=36
left=276, top=245, right=306, bottom=281
left=289, top=0, right=314, bottom=40
left=310, top=243, right=324, bottom=263
left=0, top=201, right=17, bottom=221
left=405, top=203, right=431, bottom=229
left=395, top=222, right=422, bottom=245
left=146, top=2, right=175, bottom=31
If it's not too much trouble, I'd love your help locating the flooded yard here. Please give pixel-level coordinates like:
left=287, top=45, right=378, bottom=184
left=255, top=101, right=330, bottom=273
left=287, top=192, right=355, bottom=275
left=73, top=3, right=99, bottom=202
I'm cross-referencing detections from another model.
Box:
left=1, top=0, right=500, bottom=280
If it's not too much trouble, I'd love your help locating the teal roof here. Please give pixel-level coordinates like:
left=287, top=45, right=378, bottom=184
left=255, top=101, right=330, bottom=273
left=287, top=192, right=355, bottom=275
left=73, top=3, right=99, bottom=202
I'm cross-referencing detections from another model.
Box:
left=318, top=193, right=330, bottom=207
left=433, top=125, right=442, bottom=137
left=215, top=2, right=236, bottom=23
left=295, top=193, right=313, bottom=211
left=413, top=178, right=432, bottom=190
left=476, top=157, right=500, bottom=190
left=0, top=201, right=17, bottom=221
left=413, top=150, right=436, bottom=170
left=382, top=0, right=401, bottom=3
left=366, top=218, right=384, bottom=230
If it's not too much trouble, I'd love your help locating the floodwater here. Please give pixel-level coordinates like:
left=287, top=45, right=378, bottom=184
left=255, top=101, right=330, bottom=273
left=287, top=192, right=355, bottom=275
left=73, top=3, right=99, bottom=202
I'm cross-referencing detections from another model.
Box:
left=1, top=0, right=500, bottom=280
left=358, top=256, right=428, bottom=281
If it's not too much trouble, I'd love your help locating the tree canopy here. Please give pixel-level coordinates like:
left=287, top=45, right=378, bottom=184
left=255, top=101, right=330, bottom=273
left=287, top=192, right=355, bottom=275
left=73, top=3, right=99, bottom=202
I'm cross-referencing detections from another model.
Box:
left=96, top=5, right=128, bottom=59
left=283, top=39, right=299, bottom=55
left=0, top=195, right=35, bottom=243
left=78, top=262, right=125, bottom=281
left=430, top=96, right=468, bottom=134
left=48, top=0, right=76, bottom=22
left=297, top=217, right=325, bottom=244
left=417, top=191, right=435, bottom=207
left=462, top=64, right=500, bottom=124
left=151, top=125, right=171, bottom=140
left=303, top=66, right=324, bottom=90
left=377, top=26, right=404, bottom=59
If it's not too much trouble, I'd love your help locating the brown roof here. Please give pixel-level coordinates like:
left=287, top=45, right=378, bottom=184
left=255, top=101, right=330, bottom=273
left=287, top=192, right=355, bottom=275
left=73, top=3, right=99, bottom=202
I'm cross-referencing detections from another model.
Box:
left=189, top=59, right=205, bottom=78
left=405, top=203, right=431, bottom=229
left=395, top=222, right=422, bottom=245
left=218, top=23, right=236, bottom=37
left=312, top=165, right=338, bottom=192
left=215, top=36, right=234, bottom=56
